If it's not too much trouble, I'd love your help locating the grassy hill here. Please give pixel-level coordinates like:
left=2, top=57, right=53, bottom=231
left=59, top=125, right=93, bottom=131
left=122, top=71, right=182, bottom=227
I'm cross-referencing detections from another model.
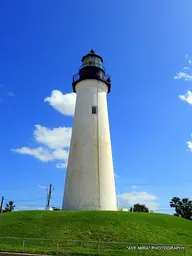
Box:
left=0, top=210, right=192, bottom=255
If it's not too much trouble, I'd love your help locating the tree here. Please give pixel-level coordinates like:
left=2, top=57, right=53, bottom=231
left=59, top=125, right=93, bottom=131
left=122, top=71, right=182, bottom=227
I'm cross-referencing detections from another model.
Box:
left=52, top=206, right=61, bottom=211
left=3, top=201, right=15, bottom=213
left=170, top=197, right=192, bottom=220
left=130, top=203, right=149, bottom=212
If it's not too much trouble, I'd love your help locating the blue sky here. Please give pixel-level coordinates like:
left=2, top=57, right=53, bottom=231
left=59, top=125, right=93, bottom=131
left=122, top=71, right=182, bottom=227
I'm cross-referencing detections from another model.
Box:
left=1, top=0, right=192, bottom=213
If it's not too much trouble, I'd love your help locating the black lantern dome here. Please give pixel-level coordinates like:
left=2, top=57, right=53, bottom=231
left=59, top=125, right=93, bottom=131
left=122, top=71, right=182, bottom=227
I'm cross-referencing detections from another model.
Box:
left=72, top=50, right=111, bottom=93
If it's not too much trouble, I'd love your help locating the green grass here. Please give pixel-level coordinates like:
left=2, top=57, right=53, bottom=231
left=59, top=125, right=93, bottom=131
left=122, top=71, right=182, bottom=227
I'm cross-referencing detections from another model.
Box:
left=0, top=210, right=192, bottom=255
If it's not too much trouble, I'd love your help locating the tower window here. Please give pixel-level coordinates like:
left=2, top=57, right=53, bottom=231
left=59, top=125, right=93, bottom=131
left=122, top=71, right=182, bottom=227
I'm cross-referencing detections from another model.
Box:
left=92, top=106, right=97, bottom=114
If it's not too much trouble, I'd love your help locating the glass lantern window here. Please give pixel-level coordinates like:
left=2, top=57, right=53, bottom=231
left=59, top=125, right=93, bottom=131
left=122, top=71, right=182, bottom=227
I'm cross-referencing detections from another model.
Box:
left=83, top=56, right=101, bottom=67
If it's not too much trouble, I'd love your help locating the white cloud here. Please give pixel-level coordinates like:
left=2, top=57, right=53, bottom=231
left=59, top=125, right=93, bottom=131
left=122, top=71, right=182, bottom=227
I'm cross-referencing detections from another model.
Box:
left=44, top=90, right=76, bottom=116
left=38, top=185, right=48, bottom=190
left=12, top=146, right=69, bottom=163
left=52, top=148, right=69, bottom=160
left=12, top=89, right=75, bottom=168
left=187, top=140, right=192, bottom=152
left=56, top=162, right=68, bottom=169
left=174, top=54, right=192, bottom=80
left=37, top=207, right=45, bottom=210
left=12, top=147, right=54, bottom=162
left=118, top=191, right=158, bottom=201
left=131, top=185, right=137, bottom=189
left=185, top=54, right=192, bottom=65
left=34, top=125, right=72, bottom=150
left=114, top=173, right=119, bottom=178
left=117, top=191, right=159, bottom=211
left=174, top=72, right=192, bottom=81
left=179, top=91, right=192, bottom=104
left=12, top=124, right=71, bottom=168
left=185, top=54, right=190, bottom=61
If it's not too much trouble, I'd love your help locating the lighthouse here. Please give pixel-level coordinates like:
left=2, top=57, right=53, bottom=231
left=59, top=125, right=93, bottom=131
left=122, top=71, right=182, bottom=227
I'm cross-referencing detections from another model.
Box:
left=62, top=50, right=117, bottom=211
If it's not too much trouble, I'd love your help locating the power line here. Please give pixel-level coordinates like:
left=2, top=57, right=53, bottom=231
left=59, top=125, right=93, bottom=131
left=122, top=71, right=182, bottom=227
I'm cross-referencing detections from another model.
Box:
left=15, top=204, right=60, bottom=207
left=2, top=179, right=192, bottom=192
left=115, top=178, right=192, bottom=185
left=14, top=197, right=47, bottom=202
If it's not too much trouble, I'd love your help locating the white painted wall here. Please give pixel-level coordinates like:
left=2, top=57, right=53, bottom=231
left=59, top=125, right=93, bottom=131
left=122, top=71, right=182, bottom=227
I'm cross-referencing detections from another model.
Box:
left=62, top=79, right=117, bottom=211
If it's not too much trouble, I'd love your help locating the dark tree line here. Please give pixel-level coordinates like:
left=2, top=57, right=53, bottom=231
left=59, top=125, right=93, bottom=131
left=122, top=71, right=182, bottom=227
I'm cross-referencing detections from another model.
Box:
left=129, top=198, right=192, bottom=221
left=130, top=203, right=149, bottom=212
left=170, top=197, right=192, bottom=220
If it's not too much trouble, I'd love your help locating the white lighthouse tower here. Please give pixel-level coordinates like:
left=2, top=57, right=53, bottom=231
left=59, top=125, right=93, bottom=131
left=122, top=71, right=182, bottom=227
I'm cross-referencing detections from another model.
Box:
left=62, top=50, right=117, bottom=211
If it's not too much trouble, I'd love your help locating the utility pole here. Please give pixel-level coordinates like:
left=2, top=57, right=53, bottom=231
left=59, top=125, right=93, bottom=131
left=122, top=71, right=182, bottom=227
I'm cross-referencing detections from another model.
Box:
left=0, top=196, right=4, bottom=213
left=46, top=184, right=54, bottom=210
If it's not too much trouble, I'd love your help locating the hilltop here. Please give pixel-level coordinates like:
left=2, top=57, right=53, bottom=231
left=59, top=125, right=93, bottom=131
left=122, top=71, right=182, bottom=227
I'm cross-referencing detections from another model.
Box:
left=0, top=210, right=191, bottom=255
